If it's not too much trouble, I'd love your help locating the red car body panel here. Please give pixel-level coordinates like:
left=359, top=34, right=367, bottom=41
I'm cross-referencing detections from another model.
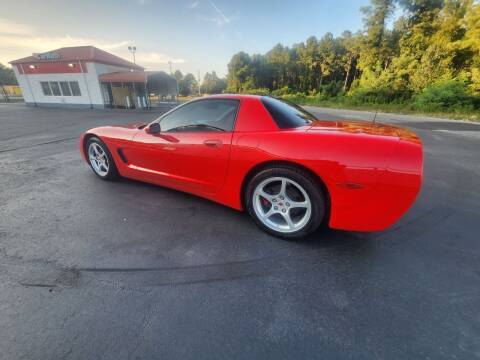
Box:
left=80, top=95, right=423, bottom=232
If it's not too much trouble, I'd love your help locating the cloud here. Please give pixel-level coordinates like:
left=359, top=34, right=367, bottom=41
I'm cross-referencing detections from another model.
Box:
left=208, top=1, right=230, bottom=25
left=189, top=1, right=232, bottom=27
left=135, top=52, right=186, bottom=66
left=188, top=0, right=200, bottom=9
left=0, top=18, right=186, bottom=69
left=0, top=34, right=129, bottom=53
left=0, top=18, right=34, bottom=35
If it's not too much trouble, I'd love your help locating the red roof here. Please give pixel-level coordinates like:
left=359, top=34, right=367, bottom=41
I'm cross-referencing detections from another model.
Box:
left=9, top=46, right=143, bottom=71
left=99, top=71, right=147, bottom=82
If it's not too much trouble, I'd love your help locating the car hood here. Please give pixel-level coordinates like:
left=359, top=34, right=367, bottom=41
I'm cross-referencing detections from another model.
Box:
left=307, top=120, right=420, bottom=143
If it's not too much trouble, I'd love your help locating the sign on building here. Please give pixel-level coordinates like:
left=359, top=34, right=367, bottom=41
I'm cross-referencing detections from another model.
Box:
left=33, top=52, right=62, bottom=60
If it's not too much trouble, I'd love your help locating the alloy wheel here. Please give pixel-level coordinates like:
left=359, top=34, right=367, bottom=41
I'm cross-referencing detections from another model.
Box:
left=252, top=176, right=312, bottom=233
left=88, top=142, right=109, bottom=176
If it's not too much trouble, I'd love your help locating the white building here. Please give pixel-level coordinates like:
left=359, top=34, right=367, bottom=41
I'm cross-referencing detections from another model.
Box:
left=10, top=46, right=177, bottom=109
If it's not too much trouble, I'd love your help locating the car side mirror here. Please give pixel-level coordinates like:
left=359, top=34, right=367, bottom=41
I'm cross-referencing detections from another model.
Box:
left=148, top=123, right=161, bottom=134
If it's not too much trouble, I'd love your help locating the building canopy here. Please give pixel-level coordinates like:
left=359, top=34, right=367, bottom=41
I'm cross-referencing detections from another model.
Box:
left=99, top=70, right=177, bottom=96
left=145, top=71, right=178, bottom=97
left=99, top=71, right=147, bottom=82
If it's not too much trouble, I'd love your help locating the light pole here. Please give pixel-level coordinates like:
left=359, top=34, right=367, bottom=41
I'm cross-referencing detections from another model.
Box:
left=128, top=46, right=137, bottom=64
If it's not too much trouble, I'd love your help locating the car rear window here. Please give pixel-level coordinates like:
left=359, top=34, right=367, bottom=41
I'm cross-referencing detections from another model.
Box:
left=261, top=96, right=316, bottom=129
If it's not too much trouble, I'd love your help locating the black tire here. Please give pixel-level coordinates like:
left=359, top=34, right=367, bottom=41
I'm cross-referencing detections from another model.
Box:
left=245, top=166, right=326, bottom=239
left=85, top=137, right=119, bottom=180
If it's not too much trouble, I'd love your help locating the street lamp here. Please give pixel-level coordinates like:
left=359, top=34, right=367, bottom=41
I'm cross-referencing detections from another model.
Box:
left=128, top=46, right=137, bottom=64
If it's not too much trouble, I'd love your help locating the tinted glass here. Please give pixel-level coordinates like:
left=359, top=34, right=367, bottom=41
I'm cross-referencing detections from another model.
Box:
left=69, top=81, right=81, bottom=96
left=50, top=82, right=61, bottom=96
left=261, top=96, right=316, bottom=129
left=60, top=81, right=71, bottom=96
left=40, top=82, right=52, bottom=96
left=160, top=99, right=239, bottom=132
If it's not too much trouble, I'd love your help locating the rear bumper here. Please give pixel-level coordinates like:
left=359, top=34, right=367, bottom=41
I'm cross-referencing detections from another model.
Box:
left=328, top=138, right=423, bottom=232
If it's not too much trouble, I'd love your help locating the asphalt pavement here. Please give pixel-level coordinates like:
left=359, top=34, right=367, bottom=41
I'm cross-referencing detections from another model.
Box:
left=0, top=103, right=479, bottom=359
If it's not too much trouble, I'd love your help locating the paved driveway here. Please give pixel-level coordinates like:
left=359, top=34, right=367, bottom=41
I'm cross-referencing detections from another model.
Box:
left=1, top=104, right=479, bottom=359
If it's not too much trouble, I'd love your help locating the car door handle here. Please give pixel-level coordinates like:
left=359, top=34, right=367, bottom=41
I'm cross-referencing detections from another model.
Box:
left=203, top=139, right=223, bottom=147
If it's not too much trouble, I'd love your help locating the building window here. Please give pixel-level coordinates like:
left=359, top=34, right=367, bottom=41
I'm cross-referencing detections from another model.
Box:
left=40, top=82, right=52, bottom=96
left=40, top=81, right=81, bottom=97
left=59, top=81, right=71, bottom=96
left=69, top=81, right=81, bottom=96
left=50, top=81, right=61, bottom=96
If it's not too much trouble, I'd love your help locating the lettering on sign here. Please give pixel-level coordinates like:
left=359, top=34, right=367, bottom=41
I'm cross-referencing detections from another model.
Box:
left=33, top=52, right=62, bottom=60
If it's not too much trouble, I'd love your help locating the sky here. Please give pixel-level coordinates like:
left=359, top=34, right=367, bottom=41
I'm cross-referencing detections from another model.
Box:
left=0, top=0, right=372, bottom=77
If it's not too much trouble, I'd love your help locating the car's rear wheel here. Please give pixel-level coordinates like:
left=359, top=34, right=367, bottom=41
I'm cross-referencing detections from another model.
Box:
left=246, top=167, right=326, bottom=239
left=86, top=137, right=118, bottom=180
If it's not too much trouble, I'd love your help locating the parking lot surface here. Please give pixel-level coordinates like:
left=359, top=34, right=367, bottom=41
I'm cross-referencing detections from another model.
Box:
left=1, top=103, right=479, bottom=359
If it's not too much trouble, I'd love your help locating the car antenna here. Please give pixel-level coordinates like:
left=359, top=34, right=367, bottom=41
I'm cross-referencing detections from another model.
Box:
left=372, top=109, right=378, bottom=125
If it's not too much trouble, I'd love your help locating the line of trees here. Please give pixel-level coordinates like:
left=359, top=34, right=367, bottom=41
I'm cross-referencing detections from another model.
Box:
left=226, top=0, right=480, bottom=113
left=173, top=70, right=226, bottom=97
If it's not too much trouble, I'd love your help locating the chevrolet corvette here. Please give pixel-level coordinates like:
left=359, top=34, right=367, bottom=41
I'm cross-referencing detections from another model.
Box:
left=80, top=95, right=423, bottom=239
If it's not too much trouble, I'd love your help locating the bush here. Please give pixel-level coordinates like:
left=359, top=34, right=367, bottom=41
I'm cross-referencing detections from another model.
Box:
left=319, top=82, right=344, bottom=98
left=281, top=92, right=308, bottom=104
left=413, top=79, right=478, bottom=112
left=242, top=88, right=271, bottom=96
left=348, top=87, right=412, bottom=105
left=271, top=86, right=291, bottom=96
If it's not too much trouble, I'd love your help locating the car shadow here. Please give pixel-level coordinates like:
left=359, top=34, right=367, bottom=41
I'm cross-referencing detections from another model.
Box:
left=111, top=176, right=373, bottom=250
left=76, top=173, right=384, bottom=287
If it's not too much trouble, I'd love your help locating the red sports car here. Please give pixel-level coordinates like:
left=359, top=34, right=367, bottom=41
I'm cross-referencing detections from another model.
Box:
left=80, top=95, right=423, bottom=239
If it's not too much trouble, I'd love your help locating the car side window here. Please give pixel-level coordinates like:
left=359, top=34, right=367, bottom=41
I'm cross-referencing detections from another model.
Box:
left=160, top=99, right=239, bottom=132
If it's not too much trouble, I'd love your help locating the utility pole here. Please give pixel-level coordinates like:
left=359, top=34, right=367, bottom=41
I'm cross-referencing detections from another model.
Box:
left=128, top=46, right=137, bottom=64
left=168, top=61, right=173, bottom=75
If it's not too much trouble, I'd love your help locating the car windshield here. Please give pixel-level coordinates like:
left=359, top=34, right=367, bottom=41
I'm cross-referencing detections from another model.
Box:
left=261, top=96, right=317, bottom=129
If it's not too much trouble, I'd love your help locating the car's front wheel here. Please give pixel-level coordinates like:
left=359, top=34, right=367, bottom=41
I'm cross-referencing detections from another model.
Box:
left=246, top=167, right=326, bottom=239
left=86, top=137, right=118, bottom=180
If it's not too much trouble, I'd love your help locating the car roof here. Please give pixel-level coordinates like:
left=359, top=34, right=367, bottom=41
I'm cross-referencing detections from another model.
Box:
left=201, top=94, right=263, bottom=101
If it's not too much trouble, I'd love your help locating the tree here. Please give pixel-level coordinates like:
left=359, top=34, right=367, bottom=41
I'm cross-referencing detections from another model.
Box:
left=251, top=54, right=273, bottom=89
left=317, top=33, right=337, bottom=86
left=201, top=71, right=227, bottom=94
left=339, top=31, right=362, bottom=90
left=178, top=73, right=197, bottom=96
left=396, top=0, right=461, bottom=91
left=227, top=52, right=253, bottom=92
left=223, top=0, right=480, bottom=112
left=0, top=63, right=17, bottom=85
left=357, top=0, right=396, bottom=76
left=173, top=70, right=183, bottom=83
left=265, top=44, right=290, bottom=89
left=399, top=0, right=444, bottom=22
left=461, top=0, right=480, bottom=94
left=302, top=36, right=321, bottom=91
